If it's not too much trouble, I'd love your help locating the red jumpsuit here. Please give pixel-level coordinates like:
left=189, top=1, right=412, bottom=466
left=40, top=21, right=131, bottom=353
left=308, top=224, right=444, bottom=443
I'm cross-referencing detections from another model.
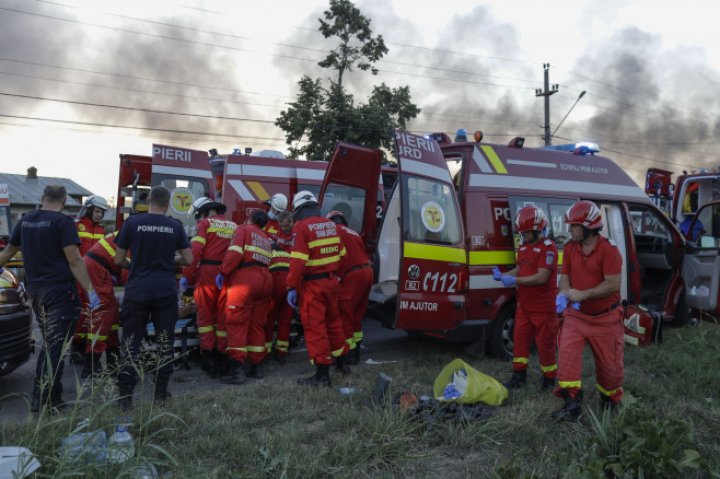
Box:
left=182, top=215, right=236, bottom=353
left=513, top=238, right=559, bottom=378
left=81, top=232, right=126, bottom=354
left=556, top=236, right=624, bottom=403
left=265, top=228, right=294, bottom=356
left=337, top=224, right=372, bottom=352
left=73, top=217, right=106, bottom=345
left=220, top=223, right=273, bottom=365
left=287, top=216, right=348, bottom=365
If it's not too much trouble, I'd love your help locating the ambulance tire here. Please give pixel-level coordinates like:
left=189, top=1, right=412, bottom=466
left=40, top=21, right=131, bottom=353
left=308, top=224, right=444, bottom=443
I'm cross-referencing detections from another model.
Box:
left=488, top=307, right=514, bottom=361
left=668, top=294, right=690, bottom=327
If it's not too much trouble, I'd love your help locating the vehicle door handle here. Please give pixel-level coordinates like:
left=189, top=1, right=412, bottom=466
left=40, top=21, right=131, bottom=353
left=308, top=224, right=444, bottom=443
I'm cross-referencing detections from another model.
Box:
left=447, top=263, right=464, bottom=268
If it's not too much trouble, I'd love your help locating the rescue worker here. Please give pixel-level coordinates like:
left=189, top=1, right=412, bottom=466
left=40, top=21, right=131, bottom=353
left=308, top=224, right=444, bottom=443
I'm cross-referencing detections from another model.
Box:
left=554, top=200, right=624, bottom=421
left=114, top=186, right=192, bottom=411
left=80, top=231, right=128, bottom=379
left=287, top=191, right=350, bottom=387
left=71, top=194, right=108, bottom=362
left=0, top=185, right=99, bottom=412
left=492, top=205, right=559, bottom=391
left=327, top=210, right=372, bottom=365
left=180, top=197, right=236, bottom=377
left=218, top=209, right=274, bottom=384
left=262, top=193, right=289, bottom=354
left=265, top=210, right=294, bottom=363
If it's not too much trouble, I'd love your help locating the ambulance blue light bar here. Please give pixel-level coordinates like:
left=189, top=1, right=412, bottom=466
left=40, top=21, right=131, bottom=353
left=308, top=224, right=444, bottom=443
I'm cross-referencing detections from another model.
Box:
left=543, top=142, right=600, bottom=156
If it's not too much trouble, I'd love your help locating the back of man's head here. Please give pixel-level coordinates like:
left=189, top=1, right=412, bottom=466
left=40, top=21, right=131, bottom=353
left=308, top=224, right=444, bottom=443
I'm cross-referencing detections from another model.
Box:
left=250, top=209, right=269, bottom=229
left=149, top=185, right=171, bottom=209
left=42, top=185, right=67, bottom=205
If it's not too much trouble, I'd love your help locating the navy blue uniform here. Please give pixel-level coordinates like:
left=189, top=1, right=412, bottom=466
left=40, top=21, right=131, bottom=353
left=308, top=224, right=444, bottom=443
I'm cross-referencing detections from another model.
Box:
left=116, top=213, right=190, bottom=386
left=10, top=210, right=81, bottom=402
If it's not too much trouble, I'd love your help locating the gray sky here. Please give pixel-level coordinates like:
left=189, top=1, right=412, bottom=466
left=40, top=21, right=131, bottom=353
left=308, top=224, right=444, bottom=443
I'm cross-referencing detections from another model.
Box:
left=1, top=0, right=719, bottom=200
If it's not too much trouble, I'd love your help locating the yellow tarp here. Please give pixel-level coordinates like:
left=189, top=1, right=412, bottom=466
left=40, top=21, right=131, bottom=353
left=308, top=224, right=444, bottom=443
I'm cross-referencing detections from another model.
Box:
left=433, top=358, right=508, bottom=406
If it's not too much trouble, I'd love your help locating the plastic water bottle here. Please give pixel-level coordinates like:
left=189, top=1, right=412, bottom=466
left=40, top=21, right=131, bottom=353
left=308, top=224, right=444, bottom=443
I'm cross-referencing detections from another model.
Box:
left=107, top=423, right=135, bottom=464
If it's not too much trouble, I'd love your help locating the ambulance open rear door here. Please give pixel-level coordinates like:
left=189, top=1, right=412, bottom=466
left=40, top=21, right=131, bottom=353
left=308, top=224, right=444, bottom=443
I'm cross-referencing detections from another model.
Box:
left=392, top=130, right=468, bottom=332
left=683, top=201, right=720, bottom=320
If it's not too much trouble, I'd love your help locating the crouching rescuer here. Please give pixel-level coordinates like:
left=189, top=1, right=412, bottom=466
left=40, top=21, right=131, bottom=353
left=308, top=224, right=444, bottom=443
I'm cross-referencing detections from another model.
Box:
left=493, top=205, right=559, bottom=391
left=287, top=191, right=350, bottom=386
left=554, top=200, right=624, bottom=421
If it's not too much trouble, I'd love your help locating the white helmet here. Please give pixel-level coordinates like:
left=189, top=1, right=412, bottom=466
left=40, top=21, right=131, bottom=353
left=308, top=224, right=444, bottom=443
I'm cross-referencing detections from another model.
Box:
left=78, top=194, right=108, bottom=219
left=292, top=190, right=318, bottom=210
left=188, top=196, right=226, bottom=219
left=189, top=197, right=212, bottom=218
left=266, top=193, right=288, bottom=212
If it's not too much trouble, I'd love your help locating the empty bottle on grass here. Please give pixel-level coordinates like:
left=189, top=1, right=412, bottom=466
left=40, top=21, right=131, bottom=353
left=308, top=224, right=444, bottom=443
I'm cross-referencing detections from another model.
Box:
left=107, top=423, right=135, bottom=464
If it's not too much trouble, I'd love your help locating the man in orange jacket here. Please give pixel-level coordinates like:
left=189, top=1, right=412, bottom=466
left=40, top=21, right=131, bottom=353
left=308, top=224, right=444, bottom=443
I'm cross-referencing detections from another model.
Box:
left=326, top=210, right=372, bottom=366
left=287, top=191, right=350, bottom=387
left=219, top=209, right=273, bottom=384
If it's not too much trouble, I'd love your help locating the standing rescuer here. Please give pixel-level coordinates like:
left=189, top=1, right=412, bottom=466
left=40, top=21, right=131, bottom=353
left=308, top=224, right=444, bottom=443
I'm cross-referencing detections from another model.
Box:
left=262, top=193, right=289, bottom=356
left=218, top=209, right=274, bottom=384
left=287, top=191, right=350, bottom=387
left=266, top=210, right=294, bottom=363
left=553, top=200, right=624, bottom=421
left=493, top=205, right=559, bottom=391
left=114, top=186, right=192, bottom=411
left=326, top=210, right=372, bottom=366
left=181, top=197, right=236, bottom=377
left=0, top=185, right=100, bottom=412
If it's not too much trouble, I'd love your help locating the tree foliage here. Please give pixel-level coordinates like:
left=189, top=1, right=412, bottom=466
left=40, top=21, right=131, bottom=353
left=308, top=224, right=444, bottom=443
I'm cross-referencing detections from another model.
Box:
left=275, top=0, right=420, bottom=161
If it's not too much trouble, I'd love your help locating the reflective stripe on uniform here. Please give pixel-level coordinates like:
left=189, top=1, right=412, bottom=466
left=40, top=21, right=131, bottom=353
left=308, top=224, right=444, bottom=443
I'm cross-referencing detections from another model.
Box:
left=198, top=325, right=215, bottom=334
left=331, top=346, right=345, bottom=358
left=512, top=357, right=528, bottom=364
left=541, top=363, right=558, bottom=373
left=191, top=236, right=207, bottom=244
left=228, top=245, right=244, bottom=254
left=226, top=346, right=247, bottom=352
left=79, top=232, right=105, bottom=240
left=246, top=345, right=266, bottom=353
left=404, top=242, right=466, bottom=263
left=216, top=330, right=227, bottom=338
left=308, top=237, right=341, bottom=248
left=291, top=251, right=309, bottom=261
left=306, top=255, right=341, bottom=267
left=245, top=245, right=272, bottom=258
left=597, top=384, right=621, bottom=397
left=99, top=237, right=116, bottom=257
left=559, top=380, right=581, bottom=389
left=276, top=340, right=289, bottom=352
left=270, top=262, right=290, bottom=269
left=111, top=324, right=120, bottom=331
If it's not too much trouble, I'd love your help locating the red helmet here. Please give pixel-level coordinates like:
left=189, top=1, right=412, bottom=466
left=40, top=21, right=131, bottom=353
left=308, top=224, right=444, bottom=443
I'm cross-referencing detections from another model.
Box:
left=514, top=205, right=548, bottom=233
left=564, top=200, right=603, bottom=229
left=326, top=210, right=347, bottom=226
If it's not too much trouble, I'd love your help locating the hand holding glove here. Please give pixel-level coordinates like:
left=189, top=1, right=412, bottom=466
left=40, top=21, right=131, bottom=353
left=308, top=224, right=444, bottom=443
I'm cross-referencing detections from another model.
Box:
left=571, top=301, right=581, bottom=310
left=88, top=289, right=102, bottom=311
left=500, top=275, right=516, bottom=287
left=492, top=266, right=502, bottom=281
left=287, top=289, right=298, bottom=309
left=556, top=293, right=568, bottom=314
left=215, top=273, right=224, bottom=290
left=179, top=277, right=188, bottom=293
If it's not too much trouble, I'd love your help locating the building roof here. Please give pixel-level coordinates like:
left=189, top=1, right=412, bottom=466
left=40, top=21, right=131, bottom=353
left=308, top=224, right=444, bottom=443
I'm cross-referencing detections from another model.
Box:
left=0, top=172, right=93, bottom=207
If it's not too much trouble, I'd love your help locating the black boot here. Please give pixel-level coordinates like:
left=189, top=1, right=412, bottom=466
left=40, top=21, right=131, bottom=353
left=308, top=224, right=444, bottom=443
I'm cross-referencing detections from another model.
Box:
left=552, top=389, right=583, bottom=422
left=81, top=353, right=103, bottom=379
left=246, top=362, right=264, bottom=379
left=220, top=359, right=246, bottom=385
left=298, top=364, right=331, bottom=387
left=335, top=355, right=351, bottom=375
left=70, top=341, right=85, bottom=364
left=540, top=376, right=556, bottom=392
left=200, top=349, right=220, bottom=378
left=104, top=348, right=120, bottom=374
left=345, top=346, right=360, bottom=366
left=273, top=349, right=287, bottom=365
left=118, top=385, right=134, bottom=412
left=504, top=370, right=527, bottom=389
left=216, top=351, right=230, bottom=377
left=599, top=394, right=619, bottom=414
left=154, top=376, right=171, bottom=406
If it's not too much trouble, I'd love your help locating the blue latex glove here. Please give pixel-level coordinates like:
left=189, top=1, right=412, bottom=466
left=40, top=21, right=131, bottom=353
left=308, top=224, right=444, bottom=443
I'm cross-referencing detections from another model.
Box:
left=88, top=289, right=101, bottom=311
left=571, top=301, right=581, bottom=310
left=0, top=266, right=4, bottom=275
left=492, top=266, right=502, bottom=281
left=556, top=294, right=569, bottom=314
left=215, top=273, right=224, bottom=290
left=179, top=277, right=188, bottom=293
left=287, top=289, right=298, bottom=309
left=500, top=275, right=516, bottom=287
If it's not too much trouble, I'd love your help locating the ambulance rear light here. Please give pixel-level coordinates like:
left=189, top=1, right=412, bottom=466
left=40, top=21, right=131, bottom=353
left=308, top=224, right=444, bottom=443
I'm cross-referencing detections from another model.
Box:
left=473, top=130, right=483, bottom=142
left=508, top=137, right=524, bottom=148
left=572, top=142, right=600, bottom=156
left=454, top=128, right=468, bottom=142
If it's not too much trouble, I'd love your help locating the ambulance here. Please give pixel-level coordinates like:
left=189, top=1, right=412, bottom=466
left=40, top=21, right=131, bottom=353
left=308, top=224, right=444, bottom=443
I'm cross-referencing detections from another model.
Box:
left=645, top=167, right=720, bottom=324
left=323, top=130, right=688, bottom=359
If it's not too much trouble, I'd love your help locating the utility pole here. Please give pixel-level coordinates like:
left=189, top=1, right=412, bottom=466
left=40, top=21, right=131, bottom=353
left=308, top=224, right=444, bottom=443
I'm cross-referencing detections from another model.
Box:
left=535, top=63, right=558, bottom=146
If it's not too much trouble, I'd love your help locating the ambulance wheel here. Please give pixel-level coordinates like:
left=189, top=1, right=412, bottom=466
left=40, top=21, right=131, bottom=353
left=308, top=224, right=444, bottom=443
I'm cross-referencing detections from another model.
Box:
left=488, top=308, right=514, bottom=361
left=669, top=294, right=690, bottom=327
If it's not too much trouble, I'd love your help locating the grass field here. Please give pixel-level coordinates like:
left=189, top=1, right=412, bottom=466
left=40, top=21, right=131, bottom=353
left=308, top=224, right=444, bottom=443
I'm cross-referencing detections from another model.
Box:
left=2, top=321, right=719, bottom=478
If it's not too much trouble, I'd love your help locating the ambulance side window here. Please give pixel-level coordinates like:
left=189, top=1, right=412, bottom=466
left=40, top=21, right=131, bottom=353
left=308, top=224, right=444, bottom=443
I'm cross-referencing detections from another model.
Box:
left=508, top=196, right=575, bottom=249
left=402, top=175, right=462, bottom=245
left=319, top=184, right=366, bottom=234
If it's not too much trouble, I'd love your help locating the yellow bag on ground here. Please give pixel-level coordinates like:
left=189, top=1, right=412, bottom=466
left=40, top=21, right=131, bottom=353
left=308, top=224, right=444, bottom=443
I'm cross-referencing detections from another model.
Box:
left=433, top=358, right=508, bottom=406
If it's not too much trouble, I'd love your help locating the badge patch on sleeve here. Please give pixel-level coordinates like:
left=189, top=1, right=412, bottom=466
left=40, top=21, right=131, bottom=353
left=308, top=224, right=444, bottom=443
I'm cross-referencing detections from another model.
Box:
left=546, top=251, right=555, bottom=265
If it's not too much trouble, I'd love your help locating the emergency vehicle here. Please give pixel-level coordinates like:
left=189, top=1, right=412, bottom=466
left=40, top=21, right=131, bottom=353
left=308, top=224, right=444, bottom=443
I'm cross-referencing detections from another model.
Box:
left=645, top=168, right=720, bottom=324
left=323, top=130, right=687, bottom=359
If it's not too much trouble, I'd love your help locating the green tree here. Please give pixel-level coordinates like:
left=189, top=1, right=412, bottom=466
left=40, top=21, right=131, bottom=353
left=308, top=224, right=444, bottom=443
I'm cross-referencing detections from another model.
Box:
left=275, top=0, right=420, bottom=161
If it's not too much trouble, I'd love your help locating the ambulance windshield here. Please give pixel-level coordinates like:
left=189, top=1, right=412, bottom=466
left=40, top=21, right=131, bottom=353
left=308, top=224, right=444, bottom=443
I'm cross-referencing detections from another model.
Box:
left=402, top=175, right=462, bottom=245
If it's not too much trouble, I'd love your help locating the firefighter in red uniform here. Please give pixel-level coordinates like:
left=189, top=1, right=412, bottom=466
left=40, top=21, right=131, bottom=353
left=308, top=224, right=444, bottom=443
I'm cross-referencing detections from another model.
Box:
left=287, top=191, right=350, bottom=386
left=72, top=195, right=109, bottom=362
left=80, top=231, right=128, bottom=378
left=493, top=205, right=559, bottom=391
left=218, top=209, right=273, bottom=384
left=266, top=210, right=294, bottom=363
left=262, top=193, right=289, bottom=354
left=326, top=210, right=372, bottom=365
left=181, top=197, right=236, bottom=377
left=554, top=200, right=624, bottom=421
